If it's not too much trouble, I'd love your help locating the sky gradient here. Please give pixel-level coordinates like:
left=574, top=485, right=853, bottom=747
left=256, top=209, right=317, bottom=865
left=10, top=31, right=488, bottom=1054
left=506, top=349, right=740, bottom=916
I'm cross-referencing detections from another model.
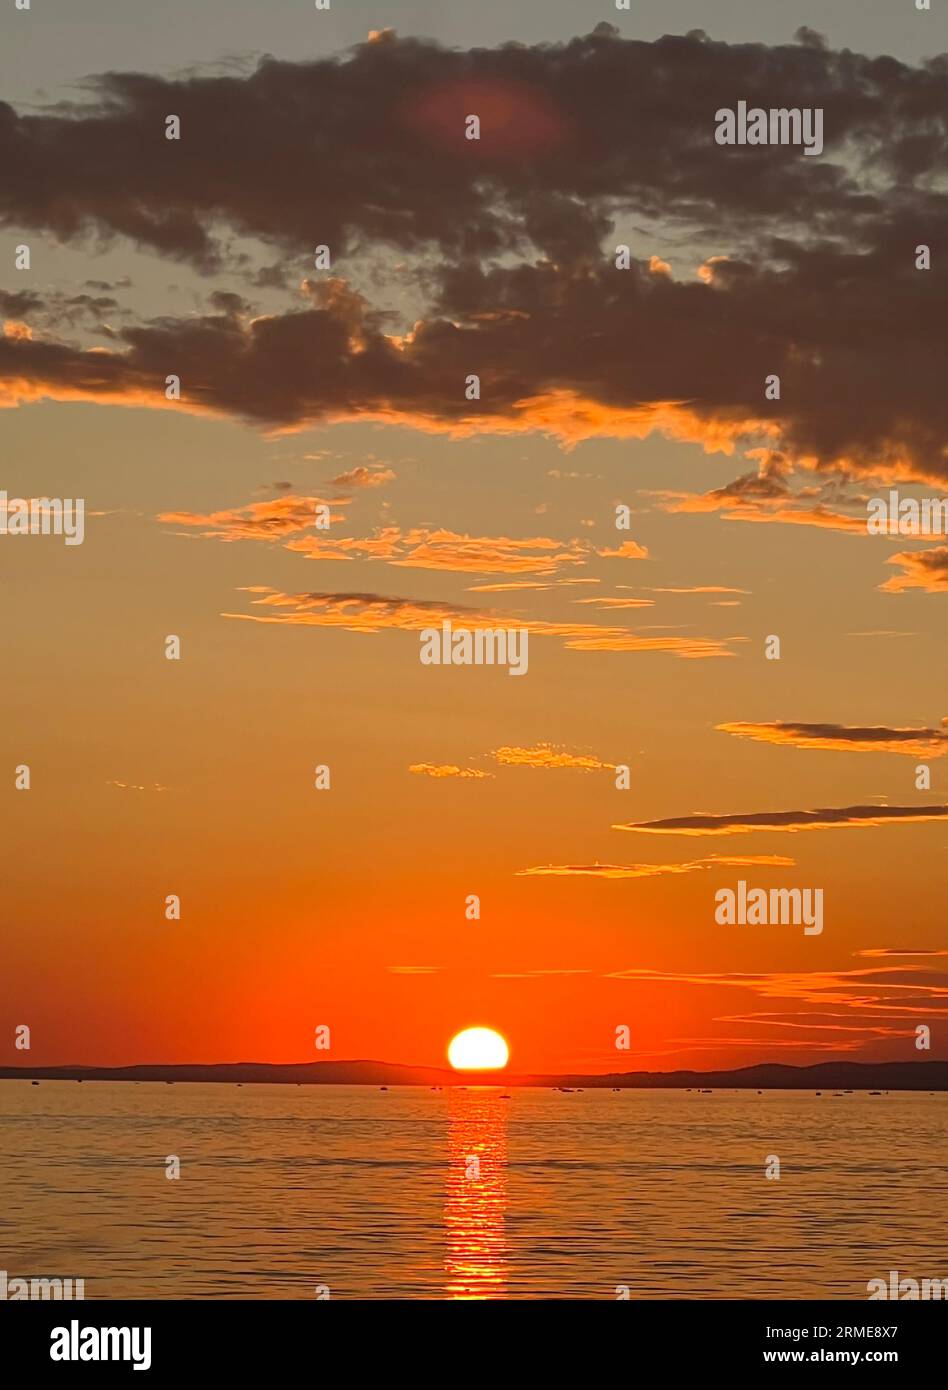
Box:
left=2, top=1, right=946, bottom=1073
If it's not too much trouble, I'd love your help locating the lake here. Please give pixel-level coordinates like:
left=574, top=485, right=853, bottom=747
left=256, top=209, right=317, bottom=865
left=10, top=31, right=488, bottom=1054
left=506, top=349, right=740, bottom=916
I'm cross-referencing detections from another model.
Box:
left=1, top=1082, right=945, bottom=1299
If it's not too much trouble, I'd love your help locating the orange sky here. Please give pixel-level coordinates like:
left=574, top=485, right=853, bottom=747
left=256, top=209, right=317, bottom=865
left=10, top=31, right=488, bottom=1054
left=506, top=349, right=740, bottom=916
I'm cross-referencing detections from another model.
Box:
left=2, top=8, right=947, bottom=1074
left=3, top=403, right=946, bottom=1071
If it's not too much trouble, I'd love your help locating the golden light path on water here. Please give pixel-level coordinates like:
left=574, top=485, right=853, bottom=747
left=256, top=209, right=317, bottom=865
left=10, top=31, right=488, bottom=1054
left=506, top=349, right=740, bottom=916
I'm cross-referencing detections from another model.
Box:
left=443, top=1088, right=509, bottom=1299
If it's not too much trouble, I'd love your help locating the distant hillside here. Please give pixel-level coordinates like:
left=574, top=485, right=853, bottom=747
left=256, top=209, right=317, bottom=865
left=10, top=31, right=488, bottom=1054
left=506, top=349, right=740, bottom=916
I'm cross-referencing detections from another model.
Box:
left=1, top=1059, right=946, bottom=1090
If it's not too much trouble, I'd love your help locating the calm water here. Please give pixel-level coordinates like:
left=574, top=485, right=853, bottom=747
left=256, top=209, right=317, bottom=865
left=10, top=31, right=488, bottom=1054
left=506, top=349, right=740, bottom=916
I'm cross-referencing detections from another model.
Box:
left=1, top=1082, right=945, bottom=1299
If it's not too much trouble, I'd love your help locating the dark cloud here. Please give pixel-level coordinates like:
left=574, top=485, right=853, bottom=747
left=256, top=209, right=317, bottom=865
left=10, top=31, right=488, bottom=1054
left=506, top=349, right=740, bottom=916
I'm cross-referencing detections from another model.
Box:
left=2, top=244, right=944, bottom=481
left=856, top=948, right=948, bottom=958
left=2, top=30, right=944, bottom=263
left=0, top=288, right=43, bottom=317
left=0, top=287, right=120, bottom=335
left=0, top=31, right=945, bottom=477
left=615, top=804, right=948, bottom=835
left=83, top=277, right=132, bottom=291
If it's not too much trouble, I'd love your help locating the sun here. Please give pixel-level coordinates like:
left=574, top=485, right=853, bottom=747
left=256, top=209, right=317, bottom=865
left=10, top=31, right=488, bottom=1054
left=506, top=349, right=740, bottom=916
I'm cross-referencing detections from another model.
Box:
left=447, top=1026, right=510, bottom=1072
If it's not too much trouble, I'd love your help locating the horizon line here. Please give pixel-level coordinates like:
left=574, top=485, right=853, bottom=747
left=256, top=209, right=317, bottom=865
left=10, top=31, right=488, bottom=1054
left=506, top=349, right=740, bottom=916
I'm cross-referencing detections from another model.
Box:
left=3, top=1056, right=947, bottom=1091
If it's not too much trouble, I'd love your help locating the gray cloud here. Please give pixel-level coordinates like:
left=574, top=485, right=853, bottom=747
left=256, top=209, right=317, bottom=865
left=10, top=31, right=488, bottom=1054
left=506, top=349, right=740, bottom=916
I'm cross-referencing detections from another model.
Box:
left=614, top=804, right=948, bottom=835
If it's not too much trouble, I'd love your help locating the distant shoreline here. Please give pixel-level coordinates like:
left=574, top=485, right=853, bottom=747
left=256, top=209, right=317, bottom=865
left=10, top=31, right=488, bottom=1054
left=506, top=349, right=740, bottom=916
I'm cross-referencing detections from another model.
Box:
left=2, top=1059, right=946, bottom=1091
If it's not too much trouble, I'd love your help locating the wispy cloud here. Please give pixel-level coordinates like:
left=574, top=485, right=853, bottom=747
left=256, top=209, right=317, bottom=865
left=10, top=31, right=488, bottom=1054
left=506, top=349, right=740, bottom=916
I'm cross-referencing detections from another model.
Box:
left=331, top=465, right=395, bottom=489
left=604, top=964, right=948, bottom=1017
left=107, top=780, right=169, bottom=792
left=408, top=763, right=493, bottom=779
left=572, top=596, right=654, bottom=610
left=854, top=948, right=948, bottom=959
left=158, top=507, right=647, bottom=577
left=224, top=588, right=740, bottom=659
left=614, top=804, right=948, bottom=836
left=159, top=495, right=344, bottom=541
left=518, top=854, right=795, bottom=878
left=646, top=586, right=750, bottom=595
left=717, top=718, right=948, bottom=757
left=490, top=969, right=591, bottom=979
left=654, top=474, right=870, bottom=535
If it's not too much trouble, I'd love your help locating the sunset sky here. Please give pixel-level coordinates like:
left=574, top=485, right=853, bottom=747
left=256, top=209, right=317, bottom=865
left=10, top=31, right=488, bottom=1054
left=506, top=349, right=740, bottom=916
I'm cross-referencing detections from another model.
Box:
left=2, top=0, right=946, bottom=1074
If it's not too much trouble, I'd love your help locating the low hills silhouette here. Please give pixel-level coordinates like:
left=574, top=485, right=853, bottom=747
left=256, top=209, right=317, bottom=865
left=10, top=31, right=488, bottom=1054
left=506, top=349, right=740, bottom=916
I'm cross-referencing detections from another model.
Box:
left=1, top=1059, right=946, bottom=1089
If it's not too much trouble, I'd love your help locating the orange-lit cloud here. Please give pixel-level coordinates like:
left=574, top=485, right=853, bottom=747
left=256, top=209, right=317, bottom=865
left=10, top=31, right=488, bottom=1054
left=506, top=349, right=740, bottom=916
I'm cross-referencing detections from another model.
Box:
left=572, top=596, right=654, bottom=610
left=647, top=586, right=750, bottom=595
left=594, top=540, right=649, bottom=559
left=158, top=505, right=645, bottom=577
left=466, top=578, right=601, bottom=593
left=408, top=764, right=493, bottom=779
left=490, top=744, right=614, bottom=771
left=106, top=780, right=169, bottom=792
left=519, top=854, right=796, bottom=878
left=420, top=952, right=948, bottom=1060
left=657, top=485, right=869, bottom=534
left=159, top=495, right=343, bottom=540
left=605, top=964, right=948, bottom=1015
left=224, top=588, right=740, bottom=659
left=717, top=718, right=948, bottom=757
left=388, top=530, right=589, bottom=575
left=880, top=546, right=948, bottom=593
left=518, top=861, right=701, bottom=880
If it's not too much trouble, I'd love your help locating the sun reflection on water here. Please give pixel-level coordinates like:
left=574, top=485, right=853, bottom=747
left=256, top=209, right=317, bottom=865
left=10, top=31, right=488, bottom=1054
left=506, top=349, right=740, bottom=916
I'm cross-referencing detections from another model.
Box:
left=443, top=1088, right=508, bottom=1299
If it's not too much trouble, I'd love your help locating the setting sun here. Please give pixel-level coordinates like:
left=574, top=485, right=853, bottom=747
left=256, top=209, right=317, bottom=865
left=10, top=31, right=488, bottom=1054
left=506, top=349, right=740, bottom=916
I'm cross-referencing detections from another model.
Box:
left=447, top=1027, right=510, bottom=1072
